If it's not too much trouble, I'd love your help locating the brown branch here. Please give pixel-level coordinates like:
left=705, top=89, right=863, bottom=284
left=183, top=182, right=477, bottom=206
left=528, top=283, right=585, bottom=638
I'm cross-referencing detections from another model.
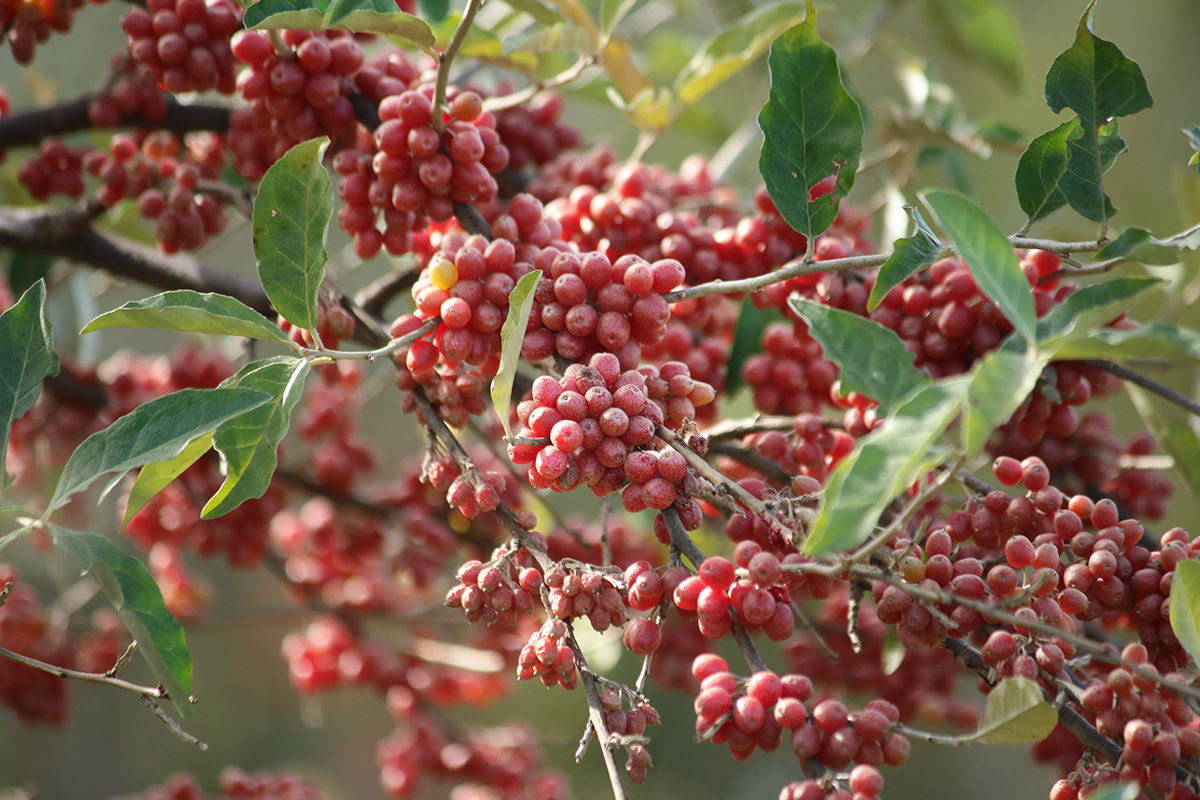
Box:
left=1077, top=359, right=1200, bottom=419
left=355, top=266, right=420, bottom=318
left=709, top=441, right=792, bottom=485
left=0, top=98, right=231, bottom=151
left=566, top=627, right=631, bottom=800
left=0, top=203, right=272, bottom=317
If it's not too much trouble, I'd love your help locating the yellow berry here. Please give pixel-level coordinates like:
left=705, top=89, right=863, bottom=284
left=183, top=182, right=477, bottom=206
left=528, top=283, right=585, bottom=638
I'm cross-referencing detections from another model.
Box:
left=429, top=254, right=458, bottom=290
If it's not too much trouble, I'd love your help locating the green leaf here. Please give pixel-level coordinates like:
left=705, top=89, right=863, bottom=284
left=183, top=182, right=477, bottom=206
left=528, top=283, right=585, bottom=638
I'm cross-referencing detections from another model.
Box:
left=1042, top=2, right=1152, bottom=223
left=925, top=0, right=1024, bottom=89
left=922, top=189, right=1035, bottom=345
left=253, top=138, right=332, bottom=334
left=0, top=280, right=59, bottom=488
left=804, top=378, right=967, bottom=555
left=417, top=0, right=448, bottom=22
left=1126, top=385, right=1200, bottom=499
left=758, top=0, right=864, bottom=243
left=504, top=22, right=592, bottom=54
left=1055, top=322, right=1200, bottom=361
left=1095, top=227, right=1200, bottom=266
left=725, top=297, right=781, bottom=397
left=202, top=359, right=310, bottom=519
left=1185, top=126, right=1200, bottom=175
left=246, top=0, right=435, bottom=49
left=491, top=270, right=542, bottom=439
left=973, top=677, right=1057, bottom=744
left=1170, top=558, right=1200, bottom=673
left=788, top=297, right=929, bottom=414
left=961, top=349, right=1049, bottom=454
left=1035, top=276, right=1160, bottom=349
left=49, top=526, right=193, bottom=715
left=7, top=251, right=55, bottom=298
left=507, top=0, right=561, bottom=25
left=599, top=0, right=635, bottom=35
left=1059, top=119, right=1127, bottom=222
left=867, top=205, right=944, bottom=312
left=122, top=434, right=212, bottom=528
left=81, top=290, right=292, bottom=345
left=675, top=3, right=805, bottom=106
left=47, top=387, right=271, bottom=513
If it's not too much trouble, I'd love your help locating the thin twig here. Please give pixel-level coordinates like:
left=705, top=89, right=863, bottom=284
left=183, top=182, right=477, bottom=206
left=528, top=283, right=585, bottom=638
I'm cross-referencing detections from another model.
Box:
left=566, top=627, right=631, bottom=800
left=432, top=0, right=485, bottom=131
left=1078, top=359, right=1200, bottom=419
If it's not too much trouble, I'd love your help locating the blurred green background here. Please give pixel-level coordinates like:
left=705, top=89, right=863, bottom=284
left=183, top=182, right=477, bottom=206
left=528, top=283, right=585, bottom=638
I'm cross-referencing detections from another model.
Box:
left=1, top=0, right=1199, bottom=797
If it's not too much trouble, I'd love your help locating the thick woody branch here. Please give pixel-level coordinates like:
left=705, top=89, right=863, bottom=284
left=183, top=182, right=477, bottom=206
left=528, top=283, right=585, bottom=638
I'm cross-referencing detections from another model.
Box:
left=0, top=98, right=231, bottom=151
left=0, top=203, right=272, bottom=316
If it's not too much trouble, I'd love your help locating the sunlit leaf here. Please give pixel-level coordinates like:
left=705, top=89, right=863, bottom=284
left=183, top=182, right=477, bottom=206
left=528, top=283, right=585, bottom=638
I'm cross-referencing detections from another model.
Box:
left=789, top=297, right=929, bottom=414
left=492, top=270, right=542, bottom=439
left=253, top=137, right=332, bottom=334
left=675, top=3, right=805, bottom=106
left=1095, top=227, right=1200, bottom=266
left=122, top=434, right=212, bottom=528
left=804, top=378, right=967, bottom=555
left=1170, top=559, right=1200, bottom=673
left=922, top=189, right=1036, bottom=344
left=1035, top=277, right=1160, bottom=350
left=961, top=349, right=1049, bottom=454
left=81, top=290, right=291, bottom=345
left=973, top=677, right=1057, bottom=744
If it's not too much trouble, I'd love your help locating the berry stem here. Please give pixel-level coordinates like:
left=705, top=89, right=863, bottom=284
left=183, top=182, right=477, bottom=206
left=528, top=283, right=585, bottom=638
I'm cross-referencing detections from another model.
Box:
left=432, top=0, right=484, bottom=134
left=565, top=626, right=632, bottom=800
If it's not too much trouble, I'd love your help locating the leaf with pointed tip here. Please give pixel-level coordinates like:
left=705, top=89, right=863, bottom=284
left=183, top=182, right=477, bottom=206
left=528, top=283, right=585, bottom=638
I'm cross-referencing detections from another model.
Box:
left=962, top=349, right=1049, bottom=454
left=81, top=290, right=291, bottom=344
left=1036, top=276, right=1161, bottom=349
left=492, top=271, right=542, bottom=439
left=922, top=189, right=1036, bottom=344
left=253, top=138, right=332, bottom=334
left=1042, top=3, right=1152, bottom=222
left=789, top=297, right=929, bottom=414
left=758, top=0, right=863, bottom=242
left=0, top=280, right=59, bottom=487
left=541, top=0, right=597, bottom=46
left=49, top=526, right=193, bottom=716
left=1126, top=385, right=1200, bottom=499
left=725, top=298, right=782, bottom=397
left=203, top=359, right=310, bottom=519
left=675, top=3, right=805, bottom=106
left=1170, top=559, right=1200, bottom=672
left=48, top=388, right=271, bottom=513
left=972, top=677, right=1057, bottom=744
left=1095, top=227, right=1200, bottom=266
left=122, top=434, right=212, bottom=528
left=1015, top=119, right=1074, bottom=222
left=804, top=378, right=967, bottom=556
left=925, top=0, right=1024, bottom=89
left=867, top=205, right=944, bottom=311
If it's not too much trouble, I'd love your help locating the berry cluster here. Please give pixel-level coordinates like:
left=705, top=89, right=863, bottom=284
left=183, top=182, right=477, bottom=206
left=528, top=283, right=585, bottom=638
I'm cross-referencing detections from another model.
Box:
left=17, top=137, right=87, bottom=200
left=86, top=130, right=229, bottom=252
left=594, top=685, right=661, bottom=782
left=230, top=29, right=364, bottom=174
left=672, top=555, right=796, bottom=641
left=492, top=89, right=581, bottom=172
left=121, top=0, right=241, bottom=94
left=86, top=55, right=169, bottom=128
left=147, top=543, right=212, bottom=620
left=445, top=549, right=540, bottom=627
left=0, top=0, right=98, bottom=64
left=516, top=618, right=578, bottom=689
left=0, top=570, right=73, bottom=725
left=543, top=562, right=626, bottom=630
